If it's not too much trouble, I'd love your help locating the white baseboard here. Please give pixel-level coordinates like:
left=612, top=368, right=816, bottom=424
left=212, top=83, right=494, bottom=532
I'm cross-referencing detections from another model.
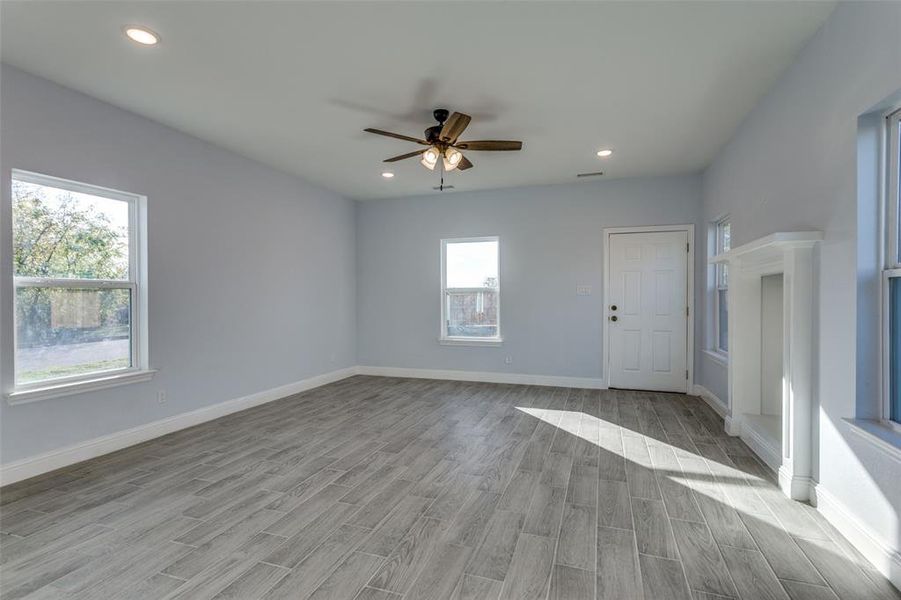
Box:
left=810, top=482, right=901, bottom=590
left=777, top=467, right=812, bottom=501
left=2, top=365, right=607, bottom=486
left=691, top=384, right=728, bottom=417
left=357, top=365, right=607, bottom=389
left=742, top=424, right=781, bottom=473
left=724, top=416, right=740, bottom=436
left=692, top=384, right=741, bottom=436
left=4, top=365, right=899, bottom=594
left=0, top=366, right=358, bottom=486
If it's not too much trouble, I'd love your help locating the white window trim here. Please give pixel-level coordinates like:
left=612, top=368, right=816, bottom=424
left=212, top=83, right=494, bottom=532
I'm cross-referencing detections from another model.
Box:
left=713, top=216, right=730, bottom=358
left=7, top=369, right=157, bottom=405
left=6, top=169, right=152, bottom=403
left=439, top=236, right=503, bottom=345
left=881, top=108, right=901, bottom=428
left=702, top=348, right=728, bottom=367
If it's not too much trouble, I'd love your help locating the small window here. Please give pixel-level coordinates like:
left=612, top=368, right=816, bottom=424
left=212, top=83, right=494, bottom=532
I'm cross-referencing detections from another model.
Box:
left=11, top=170, right=147, bottom=390
left=884, top=108, right=901, bottom=423
left=440, top=237, right=501, bottom=343
left=714, top=217, right=731, bottom=354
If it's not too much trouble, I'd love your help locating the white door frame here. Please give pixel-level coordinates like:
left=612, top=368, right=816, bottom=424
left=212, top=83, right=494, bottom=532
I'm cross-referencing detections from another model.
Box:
left=603, top=224, right=695, bottom=392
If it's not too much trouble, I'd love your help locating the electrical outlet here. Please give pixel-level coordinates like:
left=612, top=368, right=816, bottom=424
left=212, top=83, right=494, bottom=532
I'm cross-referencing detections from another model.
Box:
left=157, top=390, right=167, bottom=404
left=576, top=285, right=592, bottom=296
left=504, top=356, right=513, bottom=365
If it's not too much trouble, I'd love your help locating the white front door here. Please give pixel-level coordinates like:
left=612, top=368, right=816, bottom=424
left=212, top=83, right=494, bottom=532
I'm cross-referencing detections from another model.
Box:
left=608, top=230, right=688, bottom=393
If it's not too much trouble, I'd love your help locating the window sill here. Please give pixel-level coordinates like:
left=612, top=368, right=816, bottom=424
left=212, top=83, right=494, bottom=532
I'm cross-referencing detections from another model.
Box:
left=702, top=349, right=729, bottom=367
left=6, top=369, right=157, bottom=405
left=439, top=337, right=504, bottom=347
left=844, top=418, right=901, bottom=464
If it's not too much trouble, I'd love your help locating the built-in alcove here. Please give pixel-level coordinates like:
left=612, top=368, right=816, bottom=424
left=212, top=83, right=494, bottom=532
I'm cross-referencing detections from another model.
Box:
left=711, top=232, right=821, bottom=500
left=743, top=273, right=784, bottom=468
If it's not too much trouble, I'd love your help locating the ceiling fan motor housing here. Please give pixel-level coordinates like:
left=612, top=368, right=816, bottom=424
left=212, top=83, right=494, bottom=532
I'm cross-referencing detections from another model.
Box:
left=424, top=125, right=443, bottom=144
left=425, top=108, right=451, bottom=143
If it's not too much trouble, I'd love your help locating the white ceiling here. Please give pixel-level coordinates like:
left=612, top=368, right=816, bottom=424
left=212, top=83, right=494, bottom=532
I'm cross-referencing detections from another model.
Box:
left=0, top=1, right=835, bottom=200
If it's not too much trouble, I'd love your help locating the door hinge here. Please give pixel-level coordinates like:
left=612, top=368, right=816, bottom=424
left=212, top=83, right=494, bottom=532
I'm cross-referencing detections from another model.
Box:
left=685, top=370, right=689, bottom=380
left=686, top=306, right=689, bottom=317
left=686, top=242, right=690, bottom=252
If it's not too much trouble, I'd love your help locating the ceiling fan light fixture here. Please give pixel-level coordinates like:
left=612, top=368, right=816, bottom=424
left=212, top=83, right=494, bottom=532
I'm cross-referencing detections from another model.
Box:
left=442, top=157, right=458, bottom=172
left=421, top=146, right=440, bottom=170
left=445, top=148, right=463, bottom=166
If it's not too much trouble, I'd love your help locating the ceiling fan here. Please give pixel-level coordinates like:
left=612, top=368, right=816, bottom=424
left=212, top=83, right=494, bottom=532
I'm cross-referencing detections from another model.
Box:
left=364, top=108, right=523, bottom=174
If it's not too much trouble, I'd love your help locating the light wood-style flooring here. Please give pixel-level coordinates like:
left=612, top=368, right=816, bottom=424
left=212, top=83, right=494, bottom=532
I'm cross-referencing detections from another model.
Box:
left=1, top=376, right=899, bottom=600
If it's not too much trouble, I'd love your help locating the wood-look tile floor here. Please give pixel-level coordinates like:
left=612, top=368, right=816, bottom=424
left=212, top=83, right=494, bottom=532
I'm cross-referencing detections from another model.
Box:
left=2, top=376, right=899, bottom=600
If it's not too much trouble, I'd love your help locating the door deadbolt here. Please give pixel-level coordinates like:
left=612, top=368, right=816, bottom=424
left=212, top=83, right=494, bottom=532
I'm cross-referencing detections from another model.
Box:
left=610, top=315, right=618, bottom=322
left=610, top=305, right=618, bottom=311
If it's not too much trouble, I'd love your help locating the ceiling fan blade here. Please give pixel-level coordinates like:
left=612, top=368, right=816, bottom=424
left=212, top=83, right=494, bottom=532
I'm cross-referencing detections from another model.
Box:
left=364, top=128, right=429, bottom=145
left=458, top=155, right=474, bottom=170
left=439, top=112, right=472, bottom=143
left=454, top=140, right=522, bottom=151
left=383, top=150, right=424, bottom=162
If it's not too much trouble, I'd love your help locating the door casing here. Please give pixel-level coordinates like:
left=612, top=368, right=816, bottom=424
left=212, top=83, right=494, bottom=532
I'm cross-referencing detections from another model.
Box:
left=603, top=224, right=695, bottom=392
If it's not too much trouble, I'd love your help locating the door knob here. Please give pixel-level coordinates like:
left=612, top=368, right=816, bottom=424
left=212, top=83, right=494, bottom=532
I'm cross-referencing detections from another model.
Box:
left=610, top=315, right=618, bottom=322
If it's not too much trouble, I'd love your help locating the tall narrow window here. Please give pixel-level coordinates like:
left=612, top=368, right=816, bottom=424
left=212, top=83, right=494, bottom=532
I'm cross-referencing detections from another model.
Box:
left=714, top=217, right=731, bottom=354
left=440, top=237, right=501, bottom=343
left=11, top=170, right=147, bottom=392
left=885, top=108, right=901, bottom=424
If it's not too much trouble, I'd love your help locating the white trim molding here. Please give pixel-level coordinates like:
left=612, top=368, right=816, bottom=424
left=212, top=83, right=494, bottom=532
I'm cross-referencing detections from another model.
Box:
left=691, top=384, right=728, bottom=418
left=603, top=224, right=695, bottom=394
left=0, top=366, right=358, bottom=486
left=742, top=425, right=780, bottom=472
left=701, top=349, right=728, bottom=368
left=1, top=366, right=609, bottom=486
left=8, top=169, right=151, bottom=398
left=438, top=337, right=504, bottom=347
left=439, top=236, right=501, bottom=345
left=810, top=483, right=901, bottom=590
left=711, top=231, right=823, bottom=500
left=6, top=369, right=157, bottom=405
left=844, top=418, right=901, bottom=463
left=357, top=365, right=607, bottom=390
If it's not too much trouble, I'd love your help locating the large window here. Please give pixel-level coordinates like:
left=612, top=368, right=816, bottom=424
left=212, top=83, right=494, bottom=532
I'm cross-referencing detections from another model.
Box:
left=10, top=170, right=148, bottom=395
left=714, top=217, right=731, bottom=355
left=440, top=237, right=501, bottom=344
left=884, top=108, right=901, bottom=424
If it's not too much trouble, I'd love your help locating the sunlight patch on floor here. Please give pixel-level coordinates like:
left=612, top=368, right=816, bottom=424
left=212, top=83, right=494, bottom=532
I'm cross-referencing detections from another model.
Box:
left=514, top=405, right=772, bottom=507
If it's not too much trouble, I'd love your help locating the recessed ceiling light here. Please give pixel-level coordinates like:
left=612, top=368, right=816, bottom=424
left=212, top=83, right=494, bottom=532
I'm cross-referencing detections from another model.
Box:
left=124, top=26, right=160, bottom=46
left=381, top=171, right=395, bottom=179
left=596, top=149, right=614, bottom=158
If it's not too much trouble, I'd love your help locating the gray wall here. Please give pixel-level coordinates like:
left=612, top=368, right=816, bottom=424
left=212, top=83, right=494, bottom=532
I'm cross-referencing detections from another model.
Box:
left=0, top=65, right=357, bottom=464
left=356, top=175, right=702, bottom=380
left=696, top=2, right=901, bottom=560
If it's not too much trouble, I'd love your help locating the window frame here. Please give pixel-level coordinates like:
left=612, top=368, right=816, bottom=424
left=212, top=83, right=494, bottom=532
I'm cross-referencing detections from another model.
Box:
left=882, top=108, right=901, bottom=427
left=8, top=169, right=152, bottom=402
left=713, top=216, right=731, bottom=357
left=439, top=236, right=502, bottom=346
